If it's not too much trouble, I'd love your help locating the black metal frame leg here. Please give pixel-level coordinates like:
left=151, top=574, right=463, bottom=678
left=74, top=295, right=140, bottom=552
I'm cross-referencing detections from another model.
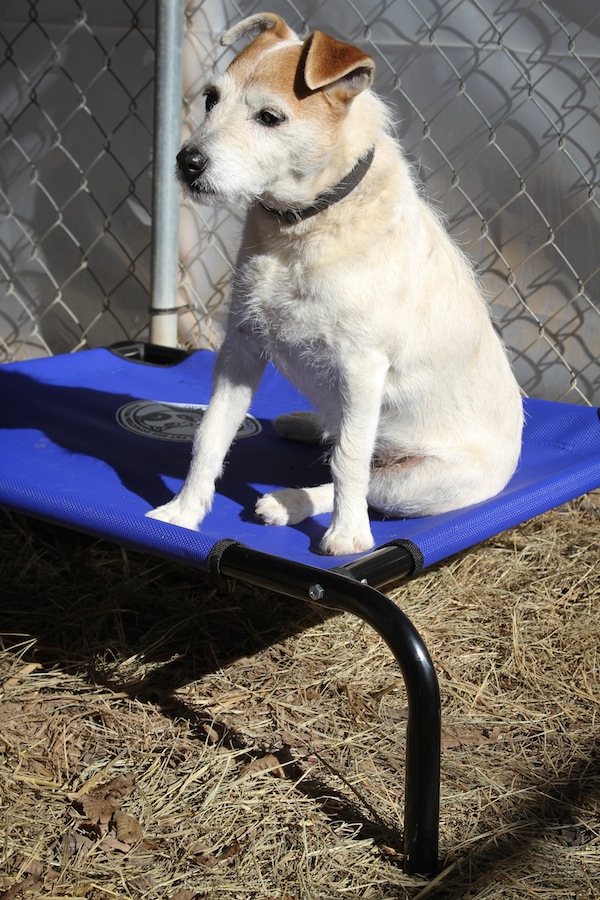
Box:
left=212, top=541, right=441, bottom=877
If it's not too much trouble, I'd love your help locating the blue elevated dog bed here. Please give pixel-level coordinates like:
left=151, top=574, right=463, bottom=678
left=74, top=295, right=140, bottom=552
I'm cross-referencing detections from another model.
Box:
left=1, top=341, right=599, bottom=875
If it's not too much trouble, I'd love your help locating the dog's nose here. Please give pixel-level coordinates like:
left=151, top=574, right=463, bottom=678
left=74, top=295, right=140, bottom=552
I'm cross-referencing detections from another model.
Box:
left=176, top=147, right=207, bottom=184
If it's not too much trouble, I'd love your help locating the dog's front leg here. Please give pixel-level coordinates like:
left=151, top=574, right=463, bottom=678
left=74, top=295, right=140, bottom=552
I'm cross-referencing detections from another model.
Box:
left=320, top=354, right=388, bottom=556
left=147, top=337, right=266, bottom=531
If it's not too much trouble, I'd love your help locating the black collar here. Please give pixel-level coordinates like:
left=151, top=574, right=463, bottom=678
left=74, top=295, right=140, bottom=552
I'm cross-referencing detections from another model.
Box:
left=260, top=147, right=375, bottom=225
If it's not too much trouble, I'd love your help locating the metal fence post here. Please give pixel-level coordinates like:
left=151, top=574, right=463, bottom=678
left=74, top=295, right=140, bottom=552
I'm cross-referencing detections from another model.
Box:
left=150, top=0, right=185, bottom=347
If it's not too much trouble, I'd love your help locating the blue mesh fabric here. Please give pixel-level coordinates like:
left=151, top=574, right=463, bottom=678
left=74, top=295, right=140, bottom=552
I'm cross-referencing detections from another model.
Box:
left=0, top=348, right=598, bottom=572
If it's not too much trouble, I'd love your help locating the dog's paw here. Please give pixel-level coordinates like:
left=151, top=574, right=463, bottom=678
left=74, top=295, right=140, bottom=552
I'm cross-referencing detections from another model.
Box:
left=145, top=497, right=206, bottom=531
left=255, top=489, right=312, bottom=526
left=319, top=524, right=375, bottom=556
left=255, top=493, right=290, bottom=526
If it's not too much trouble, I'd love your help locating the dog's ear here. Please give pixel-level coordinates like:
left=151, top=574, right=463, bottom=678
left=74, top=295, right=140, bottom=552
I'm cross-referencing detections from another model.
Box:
left=221, top=13, right=297, bottom=48
left=302, top=31, right=375, bottom=102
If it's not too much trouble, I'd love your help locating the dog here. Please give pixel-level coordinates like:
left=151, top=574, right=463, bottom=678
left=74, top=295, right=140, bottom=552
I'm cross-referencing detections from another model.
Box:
left=147, top=12, right=523, bottom=556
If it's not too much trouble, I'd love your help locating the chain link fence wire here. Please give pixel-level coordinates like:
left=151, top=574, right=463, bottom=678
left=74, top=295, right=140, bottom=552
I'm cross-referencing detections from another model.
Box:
left=2, top=0, right=599, bottom=405
left=1, top=0, right=155, bottom=359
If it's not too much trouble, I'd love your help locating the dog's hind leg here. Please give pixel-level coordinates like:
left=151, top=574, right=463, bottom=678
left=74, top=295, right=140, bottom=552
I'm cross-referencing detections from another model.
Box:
left=366, top=451, right=502, bottom=517
left=256, top=484, right=334, bottom=526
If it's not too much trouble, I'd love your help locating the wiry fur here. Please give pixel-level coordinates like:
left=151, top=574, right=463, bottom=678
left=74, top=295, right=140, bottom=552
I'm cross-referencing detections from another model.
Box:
left=147, top=13, right=523, bottom=556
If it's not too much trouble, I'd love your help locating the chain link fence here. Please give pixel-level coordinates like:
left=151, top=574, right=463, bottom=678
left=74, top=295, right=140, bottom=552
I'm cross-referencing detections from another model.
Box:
left=1, top=0, right=155, bottom=359
left=2, top=0, right=599, bottom=404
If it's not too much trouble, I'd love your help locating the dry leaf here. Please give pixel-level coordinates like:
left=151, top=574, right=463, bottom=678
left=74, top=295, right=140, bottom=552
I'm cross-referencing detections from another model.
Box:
left=0, top=877, right=35, bottom=900
left=141, top=839, right=160, bottom=850
left=10, top=858, right=43, bottom=880
left=201, top=722, right=221, bottom=743
left=194, top=851, right=219, bottom=868
left=80, top=792, right=118, bottom=826
left=217, top=840, right=241, bottom=861
left=279, top=729, right=303, bottom=747
left=0, top=862, right=44, bottom=900
left=3, top=663, right=41, bottom=689
left=102, top=773, right=136, bottom=798
left=128, top=875, right=155, bottom=893
left=193, top=838, right=242, bottom=868
left=63, top=832, right=96, bottom=858
left=114, top=810, right=143, bottom=843
left=77, top=820, right=103, bottom=839
left=77, top=773, right=136, bottom=825
left=240, top=754, right=286, bottom=779
left=99, top=833, right=133, bottom=854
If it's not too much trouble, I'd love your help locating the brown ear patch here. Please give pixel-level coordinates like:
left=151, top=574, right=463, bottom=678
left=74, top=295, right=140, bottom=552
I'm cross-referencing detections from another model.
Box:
left=302, top=31, right=375, bottom=99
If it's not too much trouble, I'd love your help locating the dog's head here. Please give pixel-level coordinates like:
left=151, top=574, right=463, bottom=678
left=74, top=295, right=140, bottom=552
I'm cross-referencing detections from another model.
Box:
left=177, top=13, right=377, bottom=208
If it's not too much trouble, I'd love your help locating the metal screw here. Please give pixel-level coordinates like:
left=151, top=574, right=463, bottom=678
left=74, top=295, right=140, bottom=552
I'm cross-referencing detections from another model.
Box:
left=308, top=583, right=325, bottom=601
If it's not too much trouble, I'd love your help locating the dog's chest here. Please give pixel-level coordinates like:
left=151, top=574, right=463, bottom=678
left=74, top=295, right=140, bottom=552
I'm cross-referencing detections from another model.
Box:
left=236, top=253, right=337, bottom=353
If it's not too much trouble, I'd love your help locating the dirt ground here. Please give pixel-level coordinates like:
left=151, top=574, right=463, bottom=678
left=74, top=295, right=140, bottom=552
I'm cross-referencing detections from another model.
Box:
left=1, top=496, right=599, bottom=899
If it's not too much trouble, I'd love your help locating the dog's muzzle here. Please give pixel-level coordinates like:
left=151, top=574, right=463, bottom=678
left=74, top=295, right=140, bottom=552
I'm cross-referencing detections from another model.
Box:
left=176, top=146, right=208, bottom=191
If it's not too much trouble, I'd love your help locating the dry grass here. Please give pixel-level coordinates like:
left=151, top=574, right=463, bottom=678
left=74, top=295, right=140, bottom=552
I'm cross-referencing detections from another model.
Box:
left=1, top=495, right=599, bottom=899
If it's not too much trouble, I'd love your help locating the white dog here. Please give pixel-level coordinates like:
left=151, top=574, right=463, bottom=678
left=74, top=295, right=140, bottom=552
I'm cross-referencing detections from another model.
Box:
left=147, top=12, right=523, bottom=556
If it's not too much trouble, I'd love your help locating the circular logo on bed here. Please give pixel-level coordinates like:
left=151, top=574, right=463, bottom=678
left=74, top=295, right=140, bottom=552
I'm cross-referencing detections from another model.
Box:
left=116, top=401, right=261, bottom=442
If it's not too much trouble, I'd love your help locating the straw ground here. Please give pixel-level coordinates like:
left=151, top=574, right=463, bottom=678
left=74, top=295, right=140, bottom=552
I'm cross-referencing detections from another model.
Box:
left=1, top=494, right=599, bottom=899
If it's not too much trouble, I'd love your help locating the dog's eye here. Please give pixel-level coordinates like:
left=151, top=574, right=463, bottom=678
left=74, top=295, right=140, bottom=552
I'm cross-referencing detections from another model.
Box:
left=256, top=109, right=286, bottom=127
left=204, top=88, right=219, bottom=113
